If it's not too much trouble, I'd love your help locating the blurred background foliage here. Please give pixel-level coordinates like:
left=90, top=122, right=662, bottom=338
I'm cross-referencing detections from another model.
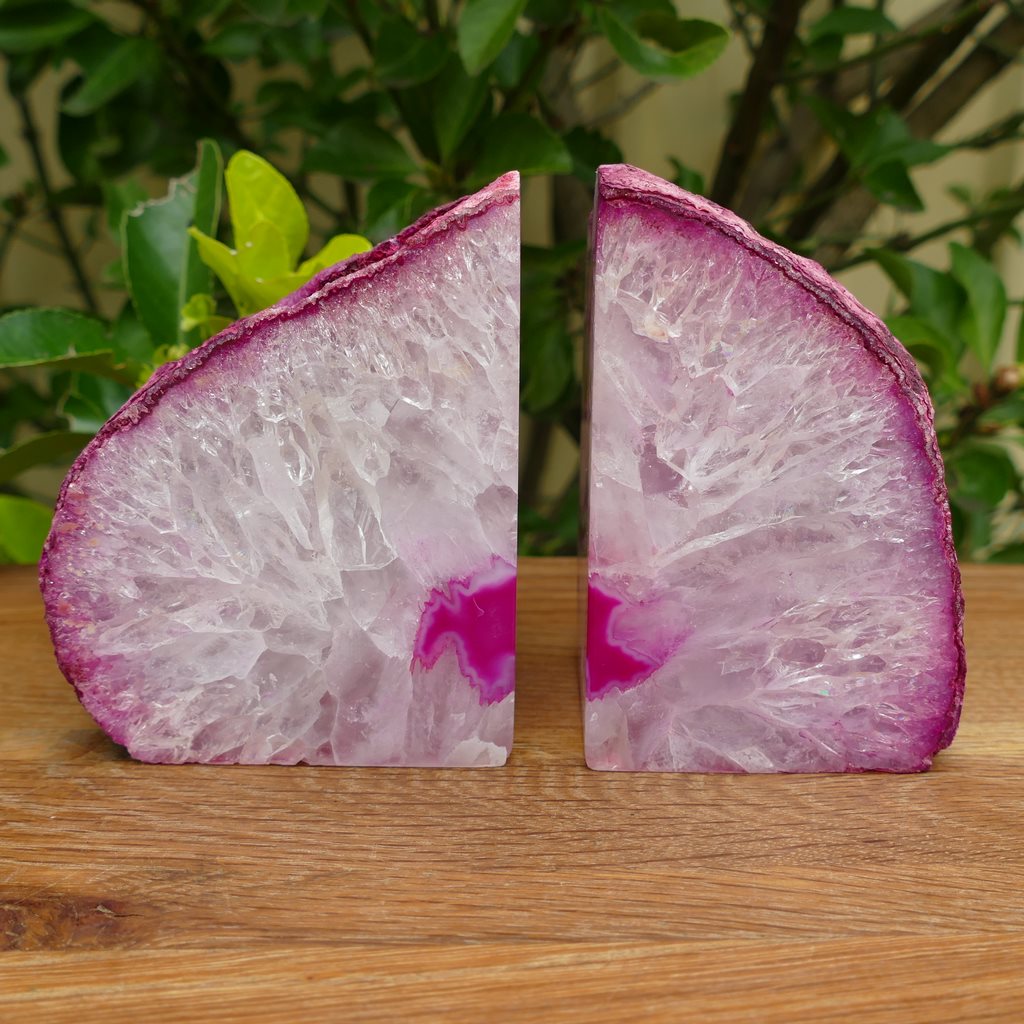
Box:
left=0, top=0, right=1022, bottom=563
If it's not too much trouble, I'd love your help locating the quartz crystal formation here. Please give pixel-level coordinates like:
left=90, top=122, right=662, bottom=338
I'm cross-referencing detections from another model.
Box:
left=583, top=164, right=964, bottom=773
left=41, top=174, right=520, bottom=767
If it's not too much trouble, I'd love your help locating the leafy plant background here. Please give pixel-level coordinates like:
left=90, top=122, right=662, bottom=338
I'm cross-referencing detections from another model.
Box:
left=0, top=0, right=1022, bottom=563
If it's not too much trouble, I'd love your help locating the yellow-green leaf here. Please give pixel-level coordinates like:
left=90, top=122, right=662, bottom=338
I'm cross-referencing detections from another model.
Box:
left=225, top=151, right=308, bottom=266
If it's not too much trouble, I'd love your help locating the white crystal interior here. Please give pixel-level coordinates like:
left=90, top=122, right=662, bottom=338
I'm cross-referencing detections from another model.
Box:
left=49, top=201, right=519, bottom=766
left=586, top=204, right=958, bottom=772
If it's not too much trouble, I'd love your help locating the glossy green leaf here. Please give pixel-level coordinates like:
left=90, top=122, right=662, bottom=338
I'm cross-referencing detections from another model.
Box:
left=669, top=157, right=705, bottom=194
left=863, top=161, right=923, bottom=211
left=471, top=113, right=571, bottom=181
left=808, top=6, right=896, bottom=41
left=950, top=242, right=1007, bottom=373
left=102, top=178, right=148, bottom=237
left=375, top=17, right=448, bottom=86
left=179, top=293, right=232, bottom=342
left=807, top=100, right=947, bottom=173
left=564, top=127, right=622, bottom=186
left=0, top=308, right=113, bottom=373
left=887, top=314, right=966, bottom=394
left=870, top=249, right=964, bottom=349
left=597, top=10, right=728, bottom=80
left=0, top=495, right=52, bottom=565
left=0, top=4, right=92, bottom=53
left=188, top=230, right=250, bottom=313
left=494, top=31, right=539, bottom=89
left=433, top=57, right=492, bottom=162
left=305, top=121, right=419, bottom=181
left=947, top=443, right=1018, bottom=510
left=62, top=37, right=158, bottom=116
left=298, top=233, right=372, bottom=276
left=58, top=372, right=133, bottom=432
left=123, top=139, right=222, bottom=348
left=457, top=0, right=527, bottom=76
left=363, top=181, right=435, bottom=241
left=0, top=431, right=92, bottom=486
left=225, top=150, right=306, bottom=267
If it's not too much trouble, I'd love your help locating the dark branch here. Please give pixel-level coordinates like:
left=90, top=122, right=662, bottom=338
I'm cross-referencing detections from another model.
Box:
left=14, top=93, right=99, bottom=315
left=710, top=0, right=807, bottom=208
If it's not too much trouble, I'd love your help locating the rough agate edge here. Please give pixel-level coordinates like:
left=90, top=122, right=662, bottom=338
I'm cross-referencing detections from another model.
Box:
left=40, top=173, right=520, bottom=767
left=583, top=163, right=964, bottom=773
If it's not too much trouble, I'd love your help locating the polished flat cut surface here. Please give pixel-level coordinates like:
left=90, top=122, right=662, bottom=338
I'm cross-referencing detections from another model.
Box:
left=584, top=165, right=961, bottom=773
left=39, top=176, right=519, bottom=767
left=1, top=559, right=1023, bottom=1022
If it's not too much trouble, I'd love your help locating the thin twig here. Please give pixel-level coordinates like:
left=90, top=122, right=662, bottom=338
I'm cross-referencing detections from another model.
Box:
left=831, top=189, right=1024, bottom=269
left=586, top=81, right=659, bottom=128
left=14, top=94, right=99, bottom=314
left=573, top=58, right=618, bottom=91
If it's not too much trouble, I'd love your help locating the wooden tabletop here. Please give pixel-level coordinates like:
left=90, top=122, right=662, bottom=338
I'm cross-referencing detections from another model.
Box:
left=1, top=557, right=1022, bottom=1022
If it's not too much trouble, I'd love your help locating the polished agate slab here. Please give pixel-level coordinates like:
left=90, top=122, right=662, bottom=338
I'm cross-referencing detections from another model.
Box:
left=583, top=164, right=964, bottom=773
left=41, top=175, right=520, bottom=766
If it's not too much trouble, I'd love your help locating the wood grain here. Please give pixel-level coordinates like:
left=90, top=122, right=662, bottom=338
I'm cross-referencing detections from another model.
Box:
left=1, top=558, right=1023, bottom=1022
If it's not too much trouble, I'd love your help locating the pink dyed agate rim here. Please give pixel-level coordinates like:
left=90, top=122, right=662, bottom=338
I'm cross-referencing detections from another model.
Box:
left=589, top=164, right=965, bottom=750
left=39, top=173, right=520, bottom=731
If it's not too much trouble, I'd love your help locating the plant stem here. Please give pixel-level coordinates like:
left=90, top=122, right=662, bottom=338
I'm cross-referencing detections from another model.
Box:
left=585, top=81, right=659, bottom=128
left=710, top=0, right=807, bottom=209
left=14, top=93, right=99, bottom=315
left=831, top=188, right=1024, bottom=269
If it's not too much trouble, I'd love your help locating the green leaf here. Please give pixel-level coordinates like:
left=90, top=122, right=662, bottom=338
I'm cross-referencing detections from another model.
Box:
left=886, top=313, right=966, bottom=394
left=0, top=496, right=52, bottom=565
left=950, top=242, right=1007, bottom=372
left=363, top=181, right=435, bottom=241
left=494, top=31, right=539, bottom=89
left=947, top=443, right=1018, bottom=510
left=977, top=395, right=1024, bottom=428
left=669, top=157, right=705, bottom=195
left=180, top=293, right=233, bottom=342
left=457, top=0, right=527, bottom=76
left=988, top=544, right=1024, bottom=564
left=0, top=308, right=114, bottom=373
left=57, top=373, right=133, bottom=433
left=870, top=249, right=964, bottom=348
left=863, top=161, right=923, bottom=211
left=124, top=178, right=197, bottom=345
left=807, top=100, right=947, bottom=173
left=203, top=22, right=265, bottom=59
left=0, top=4, right=92, bottom=53
left=297, top=233, right=372, bottom=277
left=433, top=57, right=492, bottom=162
left=225, top=150, right=306, bottom=267
left=375, top=17, right=448, bottom=86
left=305, top=120, right=419, bottom=181
left=123, top=140, right=223, bottom=348
left=62, top=37, right=158, bottom=115
left=470, top=112, right=571, bottom=181
left=597, top=10, right=729, bottom=80
left=102, top=178, right=148, bottom=238
left=808, top=6, right=896, bottom=41
left=188, top=230, right=251, bottom=314
left=564, top=127, right=622, bottom=186
left=0, top=431, right=92, bottom=486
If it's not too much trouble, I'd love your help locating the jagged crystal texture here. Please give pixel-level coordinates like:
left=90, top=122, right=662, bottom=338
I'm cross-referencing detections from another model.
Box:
left=583, top=165, right=964, bottom=773
left=41, top=175, right=520, bottom=767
